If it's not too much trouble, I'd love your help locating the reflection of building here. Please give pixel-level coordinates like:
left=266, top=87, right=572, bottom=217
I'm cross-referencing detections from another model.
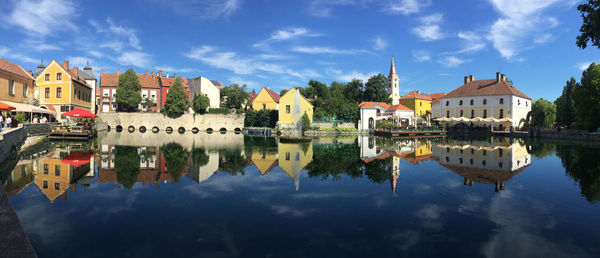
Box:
left=3, top=160, right=35, bottom=197
left=33, top=147, right=90, bottom=203
left=358, top=102, right=413, bottom=131
left=251, top=150, right=278, bottom=175
left=278, top=142, right=313, bottom=191
left=187, top=151, right=220, bottom=183
left=98, top=145, right=162, bottom=186
left=432, top=141, right=531, bottom=191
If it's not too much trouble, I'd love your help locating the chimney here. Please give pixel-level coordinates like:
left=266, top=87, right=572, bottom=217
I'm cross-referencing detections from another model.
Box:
left=173, top=73, right=176, bottom=78
left=117, top=69, right=120, bottom=76
left=469, top=75, right=474, bottom=82
left=63, top=61, right=69, bottom=70
left=464, top=76, right=469, bottom=84
left=101, top=68, right=104, bottom=74
left=159, top=70, right=163, bottom=77
left=73, top=67, right=78, bottom=77
left=145, top=70, right=148, bottom=76
left=501, top=74, right=506, bottom=82
left=496, top=72, right=501, bottom=82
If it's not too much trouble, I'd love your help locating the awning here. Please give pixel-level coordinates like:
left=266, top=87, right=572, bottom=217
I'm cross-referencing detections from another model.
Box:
left=0, top=100, right=56, bottom=115
left=0, top=102, right=16, bottom=111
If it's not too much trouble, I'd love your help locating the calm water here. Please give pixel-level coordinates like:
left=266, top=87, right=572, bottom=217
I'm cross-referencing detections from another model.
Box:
left=2, top=131, right=600, bottom=258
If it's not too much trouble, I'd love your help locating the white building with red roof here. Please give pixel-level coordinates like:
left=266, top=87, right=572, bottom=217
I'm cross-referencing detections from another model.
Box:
left=358, top=101, right=413, bottom=131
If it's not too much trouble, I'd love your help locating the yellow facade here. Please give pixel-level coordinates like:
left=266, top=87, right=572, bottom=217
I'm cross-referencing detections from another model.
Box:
left=34, top=157, right=71, bottom=203
left=278, top=142, right=313, bottom=190
left=278, top=88, right=313, bottom=125
left=399, top=98, right=431, bottom=116
left=35, top=60, right=92, bottom=119
left=251, top=151, right=278, bottom=175
left=252, top=87, right=279, bottom=110
left=414, top=141, right=432, bottom=157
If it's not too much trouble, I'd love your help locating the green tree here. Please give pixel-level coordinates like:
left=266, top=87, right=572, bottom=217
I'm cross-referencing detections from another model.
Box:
left=573, top=63, right=600, bottom=130
left=364, top=74, right=390, bottom=103
left=192, top=94, right=210, bottom=114
left=338, top=102, right=359, bottom=121
left=532, top=98, right=557, bottom=129
left=555, top=77, right=577, bottom=127
left=577, top=0, right=600, bottom=49
left=143, top=97, right=156, bottom=112
left=345, top=79, right=364, bottom=103
left=116, top=69, right=142, bottom=112
left=218, top=148, right=249, bottom=175
left=161, top=143, right=189, bottom=183
left=114, top=146, right=140, bottom=189
left=301, top=112, right=311, bottom=132
left=161, top=77, right=190, bottom=117
left=221, top=83, right=249, bottom=109
left=280, top=89, right=289, bottom=96
left=191, top=148, right=209, bottom=167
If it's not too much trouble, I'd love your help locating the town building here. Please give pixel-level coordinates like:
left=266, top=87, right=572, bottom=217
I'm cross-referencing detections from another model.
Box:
left=433, top=73, right=532, bottom=129
left=79, top=61, right=98, bottom=113
left=278, top=88, right=313, bottom=129
left=33, top=147, right=92, bottom=203
left=187, top=76, right=221, bottom=108
left=251, top=87, right=280, bottom=110
left=35, top=60, right=93, bottom=120
left=99, top=70, right=160, bottom=113
left=398, top=91, right=445, bottom=116
left=159, top=75, right=190, bottom=110
left=388, top=58, right=400, bottom=105
left=358, top=102, right=413, bottom=131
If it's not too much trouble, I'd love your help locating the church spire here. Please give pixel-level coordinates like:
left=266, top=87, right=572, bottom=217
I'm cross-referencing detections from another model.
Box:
left=388, top=57, right=398, bottom=79
left=388, top=57, right=400, bottom=105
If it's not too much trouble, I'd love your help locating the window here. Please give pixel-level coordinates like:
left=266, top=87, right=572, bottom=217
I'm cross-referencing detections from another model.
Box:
left=22, top=84, right=28, bottom=97
left=112, top=103, right=117, bottom=110
left=286, top=105, right=290, bottom=114
left=45, top=88, right=50, bottom=98
left=56, top=73, right=62, bottom=80
left=445, top=157, right=449, bottom=162
left=56, top=87, right=62, bottom=98
left=470, top=159, right=473, bottom=165
left=482, top=160, right=487, bottom=166
left=518, top=99, right=521, bottom=105
left=55, top=182, right=60, bottom=190
left=285, top=152, right=290, bottom=160
left=61, top=105, right=70, bottom=112
left=483, top=99, right=487, bottom=105
left=499, top=109, right=504, bottom=119
left=460, top=110, right=464, bottom=117
left=43, top=164, right=49, bottom=174
left=460, top=149, right=463, bottom=154
left=471, top=110, right=475, bottom=118
left=471, top=149, right=474, bottom=155
left=45, top=73, right=50, bottom=81
left=483, top=150, right=487, bottom=156
left=420, top=102, right=422, bottom=107
left=498, top=162, right=503, bottom=168
left=78, top=90, right=81, bottom=100
left=8, top=80, right=15, bottom=95
left=43, top=180, right=48, bottom=189
left=446, top=110, right=450, bottom=118
left=55, top=165, right=61, bottom=176
left=526, top=101, right=528, bottom=107
left=470, top=99, right=474, bottom=105
left=499, top=98, right=504, bottom=104
left=499, top=149, right=503, bottom=157
left=263, top=104, right=266, bottom=110
left=446, top=147, right=450, bottom=153
left=459, top=100, right=463, bottom=106
left=459, top=158, right=463, bottom=164
left=295, top=152, right=300, bottom=161
left=483, top=109, right=487, bottom=118
left=445, top=101, right=449, bottom=106
left=103, top=89, right=109, bottom=96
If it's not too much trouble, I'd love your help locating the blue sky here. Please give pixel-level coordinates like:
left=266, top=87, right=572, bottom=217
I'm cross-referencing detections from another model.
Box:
left=0, top=0, right=595, bottom=100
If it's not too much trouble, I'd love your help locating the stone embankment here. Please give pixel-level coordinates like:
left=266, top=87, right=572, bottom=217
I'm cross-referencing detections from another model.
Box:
left=99, top=112, right=244, bottom=133
left=0, top=123, right=52, bottom=164
left=535, top=129, right=600, bottom=142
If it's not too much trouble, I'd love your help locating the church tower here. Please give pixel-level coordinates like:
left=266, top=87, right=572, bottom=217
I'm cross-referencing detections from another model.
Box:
left=388, top=57, right=400, bottom=105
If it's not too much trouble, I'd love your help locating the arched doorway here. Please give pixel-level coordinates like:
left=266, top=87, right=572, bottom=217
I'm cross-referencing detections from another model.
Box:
left=368, top=117, right=374, bottom=129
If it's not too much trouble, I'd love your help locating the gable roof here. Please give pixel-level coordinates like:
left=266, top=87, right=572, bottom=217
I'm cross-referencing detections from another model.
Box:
left=281, top=88, right=313, bottom=107
left=359, top=102, right=390, bottom=110
left=54, top=61, right=92, bottom=88
left=429, top=92, right=446, bottom=100
left=261, top=87, right=281, bottom=103
left=160, top=77, right=189, bottom=87
left=0, top=58, right=34, bottom=81
left=441, top=79, right=531, bottom=100
left=388, top=104, right=412, bottom=111
left=401, top=91, right=432, bottom=101
left=100, top=72, right=160, bottom=88
left=247, top=92, right=258, bottom=105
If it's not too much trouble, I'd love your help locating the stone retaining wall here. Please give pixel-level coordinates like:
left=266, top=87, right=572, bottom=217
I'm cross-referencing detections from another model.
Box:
left=312, top=122, right=357, bottom=129
left=0, top=123, right=52, bottom=164
left=537, top=129, right=600, bottom=142
left=99, top=112, right=245, bottom=132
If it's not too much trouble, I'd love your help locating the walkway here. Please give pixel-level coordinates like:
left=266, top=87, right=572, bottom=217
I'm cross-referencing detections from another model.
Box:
left=0, top=185, right=37, bottom=257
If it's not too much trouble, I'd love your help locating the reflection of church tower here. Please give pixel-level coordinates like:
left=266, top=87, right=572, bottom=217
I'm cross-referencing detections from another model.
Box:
left=388, top=57, right=400, bottom=105
left=389, top=156, right=400, bottom=196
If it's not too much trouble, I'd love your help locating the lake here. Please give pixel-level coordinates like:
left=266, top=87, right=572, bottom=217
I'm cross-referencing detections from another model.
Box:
left=2, top=132, right=600, bottom=258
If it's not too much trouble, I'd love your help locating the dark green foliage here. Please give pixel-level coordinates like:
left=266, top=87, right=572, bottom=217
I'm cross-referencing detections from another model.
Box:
left=161, top=143, right=189, bottom=183
left=364, top=74, right=391, bottom=103
left=192, top=94, right=210, bottom=114
left=221, top=83, right=249, bottom=109
left=161, top=77, right=190, bottom=117
left=13, top=113, right=27, bottom=123
left=218, top=149, right=249, bottom=175
left=306, top=144, right=364, bottom=180
left=301, top=112, right=310, bottom=132
left=114, top=146, right=140, bottom=189
left=116, top=69, right=142, bottom=112
left=207, top=108, right=230, bottom=114
left=573, top=63, right=600, bottom=130
left=244, top=109, right=277, bottom=127
left=529, top=141, right=557, bottom=159
left=555, top=78, right=577, bottom=127
left=532, top=98, right=557, bottom=129
left=191, top=148, right=209, bottom=167
left=345, top=79, right=364, bottom=103
left=279, top=89, right=289, bottom=96
left=577, top=0, right=600, bottom=49
left=557, top=144, right=600, bottom=202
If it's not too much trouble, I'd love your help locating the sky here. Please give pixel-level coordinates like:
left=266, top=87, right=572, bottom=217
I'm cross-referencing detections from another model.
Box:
left=0, top=0, right=596, bottom=101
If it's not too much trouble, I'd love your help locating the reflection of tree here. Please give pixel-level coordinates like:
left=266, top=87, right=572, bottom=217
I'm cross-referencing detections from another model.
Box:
left=364, top=158, right=392, bottom=184
left=529, top=141, right=557, bottom=159
left=305, top=144, right=364, bottom=180
left=161, top=143, right=189, bottom=183
left=244, top=136, right=278, bottom=157
left=557, top=144, right=600, bottom=202
left=115, top=146, right=140, bottom=189
left=191, top=148, right=209, bottom=167
left=218, top=149, right=249, bottom=175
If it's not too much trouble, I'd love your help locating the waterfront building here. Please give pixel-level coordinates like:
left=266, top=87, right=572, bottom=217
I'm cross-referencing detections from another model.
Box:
left=388, top=58, right=400, bottom=105
left=97, top=145, right=162, bottom=187
left=251, top=86, right=280, bottom=110
left=79, top=61, right=98, bottom=113
left=433, top=73, right=532, bottom=129
left=35, top=60, right=93, bottom=120
left=278, top=142, right=313, bottom=191
left=99, top=70, right=160, bottom=113
left=358, top=102, right=413, bottom=131
left=398, top=91, right=445, bottom=116
left=159, top=75, right=191, bottom=109
left=33, top=147, right=91, bottom=203
left=278, top=88, right=313, bottom=129
left=187, top=76, right=220, bottom=108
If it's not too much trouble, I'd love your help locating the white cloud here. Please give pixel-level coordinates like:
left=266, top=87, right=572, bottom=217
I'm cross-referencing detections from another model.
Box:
left=153, top=66, right=201, bottom=74
left=487, top=0, right=567, bottom=60
left=412, top=13, right=445, bottom=41
left=99, top=41, right=126, bottom=53
left=66, top=56, right=91, bottom=68
left=228, top=76, right=259, bottom=88
left=23, top=40, right=62, bottom=52
left=443, top=31, right=486, bottom=55
left=326, top=68, right=377, bottom=82
left=307, top=0, right=357, bottom=18
left=412, top=50, right=431, bottom=62
left=438, top=56, right=468, bottom=68
left=6, top=0, right=77, bottom=36
left=88, top=50, right=103, bottom=58
left=166, top=0, right=242, bottom=19
left=385, top=0, right=431, bottom=15
left=577, top=62, right=592, bottom=71
left=115, top=51, right=152, bottom=68
left=372, top=36, right=388, bottom=51
left=291, top=46, right=370, bottom=55
left=106, top=17, right=141, bottom=50
left=0, top=45, right=38, bottom=64
left=253, top=27, right=319, bottom=49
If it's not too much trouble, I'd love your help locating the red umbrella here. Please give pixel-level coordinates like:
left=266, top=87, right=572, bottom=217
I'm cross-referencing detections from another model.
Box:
left=61, top=151, right=93, bottom=167
left=61, top=108, right=97, bottom=118
left=0, top=102, right=16, bottom=111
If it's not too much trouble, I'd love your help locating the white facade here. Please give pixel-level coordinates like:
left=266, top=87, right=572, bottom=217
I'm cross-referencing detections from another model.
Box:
left=433, top=95, right=531, bottom=128
left=388, top=58, right=400, bottom=105
left=432, top=142, right=531, bottom=173
left=359, top=107, right=378, bottom=131
left=189, top=76, right=220, bottom=108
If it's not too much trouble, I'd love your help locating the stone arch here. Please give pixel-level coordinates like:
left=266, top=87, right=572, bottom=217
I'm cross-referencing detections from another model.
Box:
left=166, top=127, right=173, bottom=134
left=178, top=127, right=186, bottom=134
left=128, top=126, right=135, bottom=132
left=152, top=126, right=159, bottom=133
left=192, top=127, right=199, bottom=134
left=234, top=128, right=241, bottom=134
left=116, top=125, right=123, bottom=132
left=107, top=125, right=111, bottom=131
left=206, top=128, right=213, bottom=134
left=139, top=126, right=146, bottom=133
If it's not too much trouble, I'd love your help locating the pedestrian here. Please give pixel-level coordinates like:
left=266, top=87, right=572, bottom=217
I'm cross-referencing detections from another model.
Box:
left=41, top=116, right=47, bottom=123
left=33, top=116, right=39, bottom=124
left=0, top=113, right=3, bottom=132
left=6, top=116, right=12, bottom=129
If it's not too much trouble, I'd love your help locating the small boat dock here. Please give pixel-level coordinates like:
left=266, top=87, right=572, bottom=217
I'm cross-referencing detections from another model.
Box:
left=49, top=125, right=95, bottom=140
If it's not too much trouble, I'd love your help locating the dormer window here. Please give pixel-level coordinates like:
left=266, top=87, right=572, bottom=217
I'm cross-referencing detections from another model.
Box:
left=499, top=98, right=504, bottom=104
left=483, top=99, right=487, bottom=105
left=459, top=100, right=463, bottom=106
left=470, top=99, right=474, bottom=105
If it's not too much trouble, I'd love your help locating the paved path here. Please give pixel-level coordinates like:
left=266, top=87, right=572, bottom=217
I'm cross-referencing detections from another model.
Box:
left=0, top=185, right=36, bottom=257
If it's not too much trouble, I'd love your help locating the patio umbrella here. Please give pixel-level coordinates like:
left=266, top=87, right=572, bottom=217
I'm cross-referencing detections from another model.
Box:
left=483, top=117, right=500, bottom=123
left=61, top=108, right=97, bottom=118
left=435, top=117, right=449, bottom=122
left=471, top=117, right=484, bottom=122
left=0, top=102, right=16, bottom=111
left=61, top=151, right=93, bottom=167
left=499, top=118, right=513, bottom=123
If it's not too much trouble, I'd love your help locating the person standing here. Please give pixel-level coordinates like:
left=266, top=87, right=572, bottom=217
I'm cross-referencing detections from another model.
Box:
left=0, top=113, right=3, bottom=132
left=6, top=116, right=12, bottom=129
left=33, top=116, right=39, bottom=124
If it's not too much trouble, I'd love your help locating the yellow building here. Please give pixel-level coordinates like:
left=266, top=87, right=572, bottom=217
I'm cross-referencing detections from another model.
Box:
left=251, top=150, right=278, bottom=175
left=34, top=148, right=91, bottom=203
left=251, top=87, right=280, bottom=110
left=35, top=60, right=93, bottom=120
left=278, top=142, right=313, bottom=191
left=0, top=58, right=35, bottom=105
left=278, top=88, right=313, bottom=128
left=398, top=91, right=433, bottom=116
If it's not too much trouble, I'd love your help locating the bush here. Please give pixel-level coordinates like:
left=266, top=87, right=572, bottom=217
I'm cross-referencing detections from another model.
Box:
left=336, top=127, right=358, bottom=132
left=301, top=112, right=311, bottom=132
left=13, top=113, right=28, bottom=123
left=316, top=127, right=335, bottom=131
left=244, top=109, right=277, bottom=127
left=207, top=108, right=230, bottom=114
left=192, top=94, right=210, bottom=114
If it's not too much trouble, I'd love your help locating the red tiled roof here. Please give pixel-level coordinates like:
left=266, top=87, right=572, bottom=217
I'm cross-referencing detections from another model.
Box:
left=359, top=102, right=390, bottom=110
left=100, top=72, right=160, bottom=88
left=264, top=87, right=281, bottom=103
left=401, top=91, right=432, bottom=100
left=248, top=93, right=257, bottom=105
left=388, top=104, right=412, bottom=111
left=441, top=79, right=531, bottom=100
left=429, top=92, right=446, bottom=100
left=160, top=77, right=188, bottom=87
left=0, top=58, right=34, bottom=81
left=58, top=62, right=91, bottom=89
left=431, top=99, right=440, bottom=104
